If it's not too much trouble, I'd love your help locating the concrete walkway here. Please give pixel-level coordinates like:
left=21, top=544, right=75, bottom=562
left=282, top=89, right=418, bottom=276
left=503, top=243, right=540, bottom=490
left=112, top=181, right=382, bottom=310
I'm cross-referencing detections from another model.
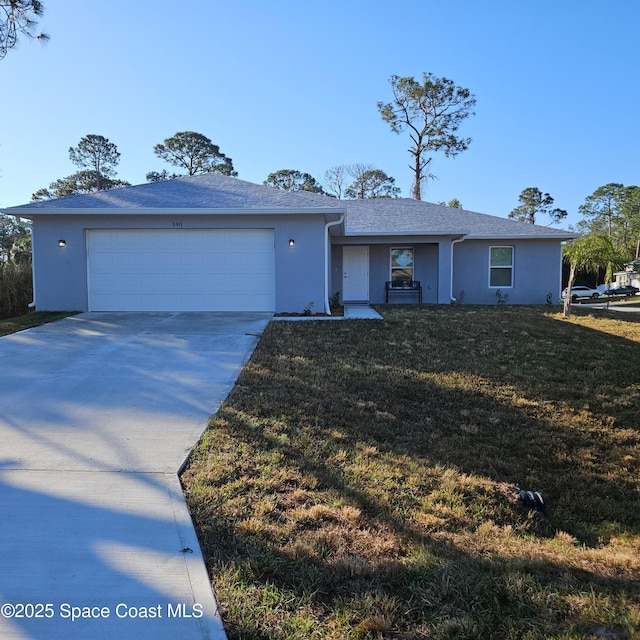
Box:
left=344, top=304, right=383, bottom=319
left=272, top=304, right=383, bottom=321
left=0, top=312, right=271, bottom=640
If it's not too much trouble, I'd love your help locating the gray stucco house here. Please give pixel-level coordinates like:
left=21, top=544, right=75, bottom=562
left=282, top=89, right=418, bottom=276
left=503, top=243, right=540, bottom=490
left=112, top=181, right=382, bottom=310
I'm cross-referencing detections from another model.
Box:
left=2, top=174, right=575, bottom=313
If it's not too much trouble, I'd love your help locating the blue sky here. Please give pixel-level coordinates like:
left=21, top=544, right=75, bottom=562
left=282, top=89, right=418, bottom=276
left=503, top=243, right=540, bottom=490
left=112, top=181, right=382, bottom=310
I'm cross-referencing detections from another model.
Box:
left=1, top=0, right=638, bottom=228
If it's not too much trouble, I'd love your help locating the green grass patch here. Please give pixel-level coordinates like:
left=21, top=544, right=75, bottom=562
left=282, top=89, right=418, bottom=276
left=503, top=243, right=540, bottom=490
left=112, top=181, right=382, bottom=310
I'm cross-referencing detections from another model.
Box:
left=0, top=311, right=79, bottom=337
left=182, top=306, right=640, bottom=639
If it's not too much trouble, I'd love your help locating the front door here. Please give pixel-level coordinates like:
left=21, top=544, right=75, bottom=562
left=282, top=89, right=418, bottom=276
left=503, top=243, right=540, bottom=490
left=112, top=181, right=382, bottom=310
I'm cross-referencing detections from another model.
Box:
left=342, top=246, right=369, bottom=302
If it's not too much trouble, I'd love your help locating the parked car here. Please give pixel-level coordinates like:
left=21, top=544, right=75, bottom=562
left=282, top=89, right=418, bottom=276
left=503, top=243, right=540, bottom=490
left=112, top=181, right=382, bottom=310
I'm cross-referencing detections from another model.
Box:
left=603, top=285, right=639, bottom=297
left=561, top=285, right=600, bottom=302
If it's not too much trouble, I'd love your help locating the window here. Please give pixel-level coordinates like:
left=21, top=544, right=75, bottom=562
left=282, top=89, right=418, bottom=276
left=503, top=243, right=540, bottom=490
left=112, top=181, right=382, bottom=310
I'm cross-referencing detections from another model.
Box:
left=489, top=246, right=513, bottom=287
left=390, top=248, right=414, bottom=285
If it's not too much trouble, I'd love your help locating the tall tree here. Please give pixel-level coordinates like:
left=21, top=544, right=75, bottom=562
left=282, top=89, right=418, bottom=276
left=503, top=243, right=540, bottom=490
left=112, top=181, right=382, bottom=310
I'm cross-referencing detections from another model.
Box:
left=345, top=168, right=400, bottom=199
left=0, top=0, right=48, bottom=60
left=563, top=234, right=625, bottom=317
left=578, top=183, right=624, bottom=238
left=263, top=169, right=324, bottom=193
left=32, top=134, right=129, bottom=200
left=378, top=73, right=476, bottom=200
left=508, top=187, right=567, bottom=225
left=619, top=186, right=640, bottom=259
left=69, top=134, right=121, bottom=191
left=576, top=183, right=640, bottom=260
left=153, top=131, right=236, bottom=177
left=323, top=165, right=349, bottom=199
left=32, top=170, right=130, bottom=201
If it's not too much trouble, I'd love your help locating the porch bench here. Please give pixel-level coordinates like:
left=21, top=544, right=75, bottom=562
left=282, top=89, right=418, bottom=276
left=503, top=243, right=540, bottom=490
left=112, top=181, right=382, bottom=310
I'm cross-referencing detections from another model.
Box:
left=385, top=280, right=422, bottom=304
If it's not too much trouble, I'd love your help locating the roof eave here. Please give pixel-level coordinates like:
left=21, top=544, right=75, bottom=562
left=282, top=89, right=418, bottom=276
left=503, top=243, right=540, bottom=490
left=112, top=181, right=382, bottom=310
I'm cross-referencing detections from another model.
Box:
left=466, top=232, right=578, bottom=240
left=2, top=206, right=347, bottom=220
left=345, top=230, right=469, bottom=237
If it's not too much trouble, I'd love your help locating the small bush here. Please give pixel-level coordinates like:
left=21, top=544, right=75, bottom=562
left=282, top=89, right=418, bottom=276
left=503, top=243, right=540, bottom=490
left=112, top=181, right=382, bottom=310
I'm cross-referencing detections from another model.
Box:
left=0, top=263, right=33, bottom=319
left=495, top=288, right=509, bottom=304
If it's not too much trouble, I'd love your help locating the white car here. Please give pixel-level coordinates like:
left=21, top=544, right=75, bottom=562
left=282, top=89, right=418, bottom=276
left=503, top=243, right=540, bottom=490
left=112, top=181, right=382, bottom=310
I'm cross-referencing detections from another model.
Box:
left=561, top=285, right=600, bottom=302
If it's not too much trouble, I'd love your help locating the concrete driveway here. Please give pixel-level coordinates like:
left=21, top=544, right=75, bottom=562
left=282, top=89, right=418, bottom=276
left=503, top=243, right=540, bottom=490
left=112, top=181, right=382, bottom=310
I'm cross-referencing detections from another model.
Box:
left=0, top=312, right=271, bottom=640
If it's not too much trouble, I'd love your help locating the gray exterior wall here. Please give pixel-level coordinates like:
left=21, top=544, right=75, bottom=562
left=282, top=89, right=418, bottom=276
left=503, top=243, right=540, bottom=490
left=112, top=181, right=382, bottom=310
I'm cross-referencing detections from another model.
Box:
left=331, top=240, right=451, bottom=304
left=452, top=238, right=563, bottom=304
left=28, top=208, right=566, bottom=312
left=332, top=237, right=564, bottom=306
left=369, top=244, right=439, bottom=304
left=30, top=213, right=328, bottom=313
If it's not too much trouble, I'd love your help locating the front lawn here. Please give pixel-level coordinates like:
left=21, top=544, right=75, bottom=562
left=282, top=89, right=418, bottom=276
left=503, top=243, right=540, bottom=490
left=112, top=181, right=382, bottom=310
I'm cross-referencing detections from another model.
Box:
left=182, top=306, right=640, bottom=639
left=0, top=311, right=78, bottom=337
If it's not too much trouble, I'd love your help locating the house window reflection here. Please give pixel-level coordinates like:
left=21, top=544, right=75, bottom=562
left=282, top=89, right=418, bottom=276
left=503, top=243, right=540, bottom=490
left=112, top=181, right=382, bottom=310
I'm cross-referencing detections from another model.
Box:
left=390, top=248, right=414, bottom=285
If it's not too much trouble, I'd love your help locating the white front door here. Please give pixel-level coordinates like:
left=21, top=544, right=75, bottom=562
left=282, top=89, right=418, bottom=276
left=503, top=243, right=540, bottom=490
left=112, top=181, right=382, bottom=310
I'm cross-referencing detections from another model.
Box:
left=342, top=246, right=369, bottom=302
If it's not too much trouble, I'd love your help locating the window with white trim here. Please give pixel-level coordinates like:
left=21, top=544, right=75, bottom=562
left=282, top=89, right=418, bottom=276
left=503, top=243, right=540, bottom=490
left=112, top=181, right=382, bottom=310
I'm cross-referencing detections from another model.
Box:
left=390, top=248, right=414, bottom=285
left=489, top=246, right=514, bottom=287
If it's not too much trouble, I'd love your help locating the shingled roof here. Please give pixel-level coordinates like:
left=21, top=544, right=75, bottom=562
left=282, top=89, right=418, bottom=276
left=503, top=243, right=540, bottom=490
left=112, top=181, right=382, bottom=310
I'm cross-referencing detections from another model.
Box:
left=4, top=173, right=576, bottom=239
left=342, top=198, right=576, bottom=239
left=7, top=173, right=342, bottom=213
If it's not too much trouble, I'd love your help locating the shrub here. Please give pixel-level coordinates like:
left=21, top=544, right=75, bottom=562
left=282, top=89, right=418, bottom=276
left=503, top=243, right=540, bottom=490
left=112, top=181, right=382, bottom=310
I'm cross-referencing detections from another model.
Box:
left=0, top=263, right=33, bottom=319
left=495, top=288, right=509, bottom=304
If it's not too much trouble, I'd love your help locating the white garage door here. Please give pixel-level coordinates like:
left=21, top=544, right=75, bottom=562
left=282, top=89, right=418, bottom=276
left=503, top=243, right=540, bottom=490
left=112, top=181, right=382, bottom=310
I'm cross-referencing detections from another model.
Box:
left=87, top=229, right=275, bottom=311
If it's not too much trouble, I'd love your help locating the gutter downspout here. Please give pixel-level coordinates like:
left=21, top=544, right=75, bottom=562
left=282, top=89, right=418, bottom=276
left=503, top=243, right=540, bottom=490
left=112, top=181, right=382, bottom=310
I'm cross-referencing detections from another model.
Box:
left=324, top=214, right=345, bottom=315
left=450, top=236, right=465, bottom=303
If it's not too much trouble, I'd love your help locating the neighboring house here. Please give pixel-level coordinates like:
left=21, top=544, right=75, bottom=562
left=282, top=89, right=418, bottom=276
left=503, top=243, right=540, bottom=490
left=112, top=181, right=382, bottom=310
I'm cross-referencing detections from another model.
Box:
left=612, top=261, right=640, bottom=290
left=1, top=174, right=576, bottom=313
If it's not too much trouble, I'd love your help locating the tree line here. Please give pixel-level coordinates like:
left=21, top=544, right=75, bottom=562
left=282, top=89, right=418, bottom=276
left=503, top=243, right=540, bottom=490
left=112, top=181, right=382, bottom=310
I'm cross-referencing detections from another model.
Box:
left=25, top=130, right=640, bottom=263
left=23, top=68, right=481, bottom=204
left=561, top=183, right=640, bottom=316
left=506, top=181, right=640, bottom=318
left=29, top=132, right=408, bottom=202
left=30, top=131, right=238, bottom=201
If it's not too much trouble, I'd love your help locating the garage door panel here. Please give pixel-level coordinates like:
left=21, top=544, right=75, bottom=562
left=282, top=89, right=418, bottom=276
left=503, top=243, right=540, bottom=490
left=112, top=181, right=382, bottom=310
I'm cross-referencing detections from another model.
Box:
left=203, top=273, right=227, bottom=287
left=88, top=229, right=275, bottom=311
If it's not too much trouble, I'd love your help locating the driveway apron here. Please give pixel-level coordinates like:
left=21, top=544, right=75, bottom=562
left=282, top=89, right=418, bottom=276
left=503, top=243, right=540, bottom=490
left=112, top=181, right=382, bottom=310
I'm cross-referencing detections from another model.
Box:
left=0, top=312, right=271, bottom=640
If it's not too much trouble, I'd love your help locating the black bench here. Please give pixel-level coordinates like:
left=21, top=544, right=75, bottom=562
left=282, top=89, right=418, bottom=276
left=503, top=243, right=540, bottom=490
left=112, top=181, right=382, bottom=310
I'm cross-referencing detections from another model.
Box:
left=385, top=280, right=422, bottom=304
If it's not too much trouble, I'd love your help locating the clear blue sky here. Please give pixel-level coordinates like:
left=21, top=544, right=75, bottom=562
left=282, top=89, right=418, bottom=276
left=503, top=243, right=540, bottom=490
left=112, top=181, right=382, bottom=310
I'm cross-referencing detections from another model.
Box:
left=1, top=0, right=638, bottom=228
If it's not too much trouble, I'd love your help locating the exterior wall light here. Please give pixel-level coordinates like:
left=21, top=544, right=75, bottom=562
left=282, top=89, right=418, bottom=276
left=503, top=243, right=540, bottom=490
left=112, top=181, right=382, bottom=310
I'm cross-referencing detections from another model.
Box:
left=58, top=240, right=67, bottom=248
left=289, top=239, right=295, bottom=247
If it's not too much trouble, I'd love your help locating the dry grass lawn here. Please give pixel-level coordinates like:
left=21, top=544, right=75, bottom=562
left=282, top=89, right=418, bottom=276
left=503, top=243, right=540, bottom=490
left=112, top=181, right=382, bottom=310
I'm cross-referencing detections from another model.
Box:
left=182, top=306, right=640, bottom=639
left=0, top=311, right=77, bottom=337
